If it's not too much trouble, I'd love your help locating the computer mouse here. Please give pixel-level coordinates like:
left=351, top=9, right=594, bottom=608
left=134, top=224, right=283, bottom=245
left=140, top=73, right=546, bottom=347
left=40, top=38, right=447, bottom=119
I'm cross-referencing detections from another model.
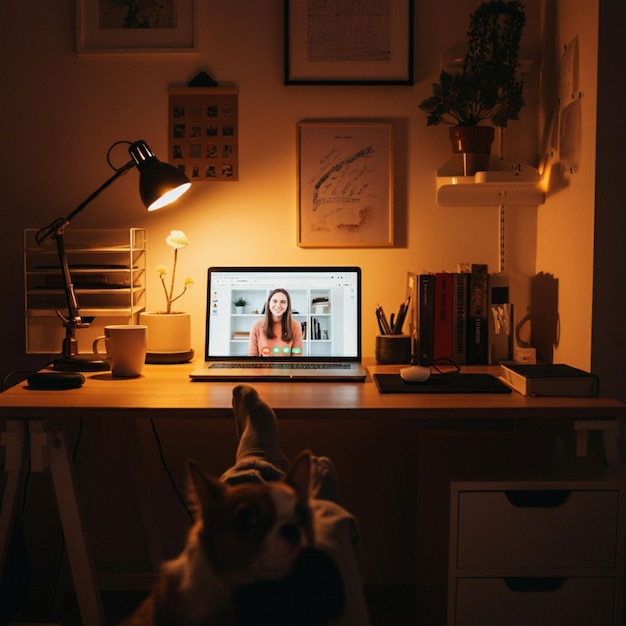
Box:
left=399, top=365, right=431, bottom=383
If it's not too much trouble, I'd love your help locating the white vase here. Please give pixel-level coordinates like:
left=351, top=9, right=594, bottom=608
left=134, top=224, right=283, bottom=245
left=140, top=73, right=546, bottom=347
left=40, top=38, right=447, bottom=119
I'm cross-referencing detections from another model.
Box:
left=139, top=311, right=192, bottom=354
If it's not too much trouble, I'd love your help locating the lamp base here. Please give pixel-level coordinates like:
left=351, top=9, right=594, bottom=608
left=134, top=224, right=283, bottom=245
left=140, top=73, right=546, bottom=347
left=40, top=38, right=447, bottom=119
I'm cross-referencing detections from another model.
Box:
left=53, top=354, right=110, bottom=372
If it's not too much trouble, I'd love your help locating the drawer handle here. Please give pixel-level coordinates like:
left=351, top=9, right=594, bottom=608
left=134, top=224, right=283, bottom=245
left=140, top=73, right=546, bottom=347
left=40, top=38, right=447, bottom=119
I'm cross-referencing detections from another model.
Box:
left=505, top=490, right=571, bottom=508
left=504, top=577, right=567, bottom=593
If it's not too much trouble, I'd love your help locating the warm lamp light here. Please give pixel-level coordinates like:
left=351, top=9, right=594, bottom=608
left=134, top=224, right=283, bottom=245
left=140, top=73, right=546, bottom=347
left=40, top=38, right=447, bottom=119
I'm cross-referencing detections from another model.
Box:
left=36, top=139, right=191, bottom=371
left=129, top=140, right=191, bottom=211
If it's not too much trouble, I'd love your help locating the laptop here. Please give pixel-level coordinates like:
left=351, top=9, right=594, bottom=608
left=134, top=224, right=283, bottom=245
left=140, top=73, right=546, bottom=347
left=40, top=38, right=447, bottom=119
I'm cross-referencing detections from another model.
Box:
left=189, top=266, right=367, bottom=381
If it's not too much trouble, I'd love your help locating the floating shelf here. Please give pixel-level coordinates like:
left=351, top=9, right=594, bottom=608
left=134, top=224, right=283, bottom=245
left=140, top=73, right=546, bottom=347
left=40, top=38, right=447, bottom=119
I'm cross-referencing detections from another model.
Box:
left=436, top=160, right=545, bottom=206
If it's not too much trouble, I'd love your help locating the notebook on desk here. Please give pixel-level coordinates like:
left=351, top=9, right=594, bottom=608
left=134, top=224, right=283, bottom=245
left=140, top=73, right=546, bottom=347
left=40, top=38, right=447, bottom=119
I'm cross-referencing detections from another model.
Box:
left=189, top=266, right=367, bottom=381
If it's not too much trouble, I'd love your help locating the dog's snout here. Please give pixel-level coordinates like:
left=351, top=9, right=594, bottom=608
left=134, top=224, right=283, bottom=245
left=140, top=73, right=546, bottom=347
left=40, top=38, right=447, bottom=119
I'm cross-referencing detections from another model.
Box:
left=280, top=523, right=301, bottom=545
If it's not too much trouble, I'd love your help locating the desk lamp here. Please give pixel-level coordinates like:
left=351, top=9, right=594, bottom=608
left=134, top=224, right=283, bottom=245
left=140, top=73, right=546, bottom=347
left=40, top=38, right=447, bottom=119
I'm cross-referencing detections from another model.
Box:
left=35, top=139, right=191, bottom=372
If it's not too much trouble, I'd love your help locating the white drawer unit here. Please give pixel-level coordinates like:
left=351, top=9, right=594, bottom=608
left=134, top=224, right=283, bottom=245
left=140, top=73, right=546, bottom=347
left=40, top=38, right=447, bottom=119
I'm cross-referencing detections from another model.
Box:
left=448, top=481, right=625, bottom=626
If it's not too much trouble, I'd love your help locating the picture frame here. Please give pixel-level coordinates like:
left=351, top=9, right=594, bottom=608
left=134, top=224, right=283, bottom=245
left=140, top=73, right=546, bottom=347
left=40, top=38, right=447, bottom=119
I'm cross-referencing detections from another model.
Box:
left=297, top=121, right=394, bottom=248
left=76, top=0, right=197, bottom=55
left=284, top=0, right=414, bottom=85
left=168, top=87, right=239, bottom=182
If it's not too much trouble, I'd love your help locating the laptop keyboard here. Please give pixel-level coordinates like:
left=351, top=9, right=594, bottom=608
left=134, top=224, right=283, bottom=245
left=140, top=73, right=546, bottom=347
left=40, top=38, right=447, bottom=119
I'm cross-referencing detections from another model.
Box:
left=209, top=362, right=352, bottom=370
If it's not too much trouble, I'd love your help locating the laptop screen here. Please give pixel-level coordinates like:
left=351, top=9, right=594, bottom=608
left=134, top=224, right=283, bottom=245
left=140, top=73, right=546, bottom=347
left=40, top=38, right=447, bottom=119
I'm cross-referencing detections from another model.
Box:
left=205, top=267, right=361, bottom=361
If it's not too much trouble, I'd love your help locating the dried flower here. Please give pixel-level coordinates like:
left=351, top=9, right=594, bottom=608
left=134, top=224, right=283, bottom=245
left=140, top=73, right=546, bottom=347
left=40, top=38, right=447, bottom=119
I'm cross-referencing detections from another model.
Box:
left=158, top=230, right=192, bottom=313
left=166, top=230, right=189, bottom=249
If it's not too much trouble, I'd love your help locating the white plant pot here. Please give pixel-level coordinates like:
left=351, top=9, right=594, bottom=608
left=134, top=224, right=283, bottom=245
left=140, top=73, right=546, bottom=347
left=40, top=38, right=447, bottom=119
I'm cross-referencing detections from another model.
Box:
left=139, top=311, right=192, bottom=354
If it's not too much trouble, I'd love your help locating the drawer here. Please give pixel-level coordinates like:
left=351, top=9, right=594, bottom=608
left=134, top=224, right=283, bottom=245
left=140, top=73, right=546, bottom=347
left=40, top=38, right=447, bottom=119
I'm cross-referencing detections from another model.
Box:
left=453, top=577, right=615, bottom=626
left=456, top=489, right=618, bottom=568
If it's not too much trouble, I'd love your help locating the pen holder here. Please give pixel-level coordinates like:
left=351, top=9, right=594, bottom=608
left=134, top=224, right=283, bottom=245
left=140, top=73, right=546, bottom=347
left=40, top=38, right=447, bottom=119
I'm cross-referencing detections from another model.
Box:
left=375, top=335, right=412, bottom=364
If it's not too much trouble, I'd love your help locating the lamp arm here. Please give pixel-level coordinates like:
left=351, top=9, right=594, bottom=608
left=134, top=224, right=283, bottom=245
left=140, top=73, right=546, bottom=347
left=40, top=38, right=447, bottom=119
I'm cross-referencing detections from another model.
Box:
left=36, top=159, right=135, bottom=246
left=34, top=157, right=136, bottom=361
left=54, top=230, right=82, bottom=327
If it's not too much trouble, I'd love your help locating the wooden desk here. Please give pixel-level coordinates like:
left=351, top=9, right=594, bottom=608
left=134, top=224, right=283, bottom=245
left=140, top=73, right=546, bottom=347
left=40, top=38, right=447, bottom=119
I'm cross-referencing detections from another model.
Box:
left=1, top=363, right=624, bottom=625
left=1, top=362, right=624, bottom=420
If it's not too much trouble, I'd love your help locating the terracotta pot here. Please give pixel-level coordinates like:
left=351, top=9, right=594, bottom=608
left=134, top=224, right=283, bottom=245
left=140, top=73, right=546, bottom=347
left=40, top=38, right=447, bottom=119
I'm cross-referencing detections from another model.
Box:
left=448, top=126, right=495, bottom=175
left=139, top=311, right=191, bottom=354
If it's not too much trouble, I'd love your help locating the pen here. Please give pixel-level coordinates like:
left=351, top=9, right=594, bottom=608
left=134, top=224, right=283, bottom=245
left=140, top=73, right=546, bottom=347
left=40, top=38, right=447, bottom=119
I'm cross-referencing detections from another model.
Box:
left=375, top=307, right=386, bottom=334
left=391, top=305, right=403, bottom=334
left=392, top=297, right=410, bottom=334
left=376, top=305, right=392, bottom=335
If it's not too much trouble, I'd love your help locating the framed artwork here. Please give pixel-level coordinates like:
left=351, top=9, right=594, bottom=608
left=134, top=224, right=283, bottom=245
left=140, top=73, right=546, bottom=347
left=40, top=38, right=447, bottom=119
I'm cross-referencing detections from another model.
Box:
left=77, top=0, right=197, bottom=55
left=168, top=87, right=239, bottom=182
left=284, top=0, right=414, bottom=85
left=297, top=121, right=394, bottom=247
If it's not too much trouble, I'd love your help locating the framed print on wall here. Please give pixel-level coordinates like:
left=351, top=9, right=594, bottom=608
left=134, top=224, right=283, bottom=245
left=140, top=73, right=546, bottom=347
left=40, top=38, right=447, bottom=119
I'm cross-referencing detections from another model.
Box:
left=168, top=87, right=239, bottom=182
left=285, top=0, right=414, bottom=85
left=297, top=121, right=394, bottom=248
left=77, top=0, right=197, bottom=55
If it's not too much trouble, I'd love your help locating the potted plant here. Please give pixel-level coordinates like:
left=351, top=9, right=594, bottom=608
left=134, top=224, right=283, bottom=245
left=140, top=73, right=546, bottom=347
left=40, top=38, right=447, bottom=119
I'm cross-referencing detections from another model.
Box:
left=233, top=296, right=249, bottom=313
left=418, top=0, right=526, bottom=174
left=140, top=230, right=194, bottom=359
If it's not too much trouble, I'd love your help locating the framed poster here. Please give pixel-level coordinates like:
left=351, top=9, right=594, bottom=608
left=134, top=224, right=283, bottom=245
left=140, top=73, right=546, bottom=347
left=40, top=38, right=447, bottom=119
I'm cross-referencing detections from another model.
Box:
left=77, top=0, right=197, bottom=55
left=285, top=0, right=414, bottom=85
left=297, top=121, right=394, bottom=247
left=168, top=87, right=239, bottom=182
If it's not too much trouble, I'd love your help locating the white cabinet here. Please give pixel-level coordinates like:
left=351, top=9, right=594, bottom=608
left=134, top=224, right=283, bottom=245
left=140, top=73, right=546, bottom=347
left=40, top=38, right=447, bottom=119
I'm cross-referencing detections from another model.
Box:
left=227, top=287, right=333, bottom=357
left=24, top=228, right=146, bottom=354
left=448, top=481, right=624, bottom=626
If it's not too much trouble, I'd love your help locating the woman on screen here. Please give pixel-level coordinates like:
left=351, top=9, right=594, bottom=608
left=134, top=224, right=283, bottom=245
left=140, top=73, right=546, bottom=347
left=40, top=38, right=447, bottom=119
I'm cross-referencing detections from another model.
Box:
left=248, top=288, right=303, bottom=357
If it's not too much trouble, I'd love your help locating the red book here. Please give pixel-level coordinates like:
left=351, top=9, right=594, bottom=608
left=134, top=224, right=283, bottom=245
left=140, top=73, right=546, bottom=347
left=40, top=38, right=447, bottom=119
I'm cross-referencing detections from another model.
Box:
left=433, top=272, right=454, bottom=360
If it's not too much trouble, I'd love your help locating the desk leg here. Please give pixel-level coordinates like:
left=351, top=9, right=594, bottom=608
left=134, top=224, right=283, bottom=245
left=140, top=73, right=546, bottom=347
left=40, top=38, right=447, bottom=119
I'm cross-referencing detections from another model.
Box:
left=0, top=421, right=27, bottom=576
left=30, top=421, right=106, bottom=626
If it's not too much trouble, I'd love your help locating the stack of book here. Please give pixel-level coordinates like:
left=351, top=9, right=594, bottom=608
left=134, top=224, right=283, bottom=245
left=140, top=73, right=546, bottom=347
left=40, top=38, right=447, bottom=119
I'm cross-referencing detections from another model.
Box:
left=499, top=362, right=599, bottom=396
left=415, top=264, right=511, bottom=366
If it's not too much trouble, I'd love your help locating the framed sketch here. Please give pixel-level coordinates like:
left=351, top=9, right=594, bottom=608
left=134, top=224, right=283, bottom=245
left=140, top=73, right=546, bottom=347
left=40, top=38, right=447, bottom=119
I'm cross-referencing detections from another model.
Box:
left=77, top=0, right=197, bottom=55
left=168, top=87, right=239, bottom=182
left=297, top=121, right=394, bottom=247
left=284, top=0, right=414, bottom=85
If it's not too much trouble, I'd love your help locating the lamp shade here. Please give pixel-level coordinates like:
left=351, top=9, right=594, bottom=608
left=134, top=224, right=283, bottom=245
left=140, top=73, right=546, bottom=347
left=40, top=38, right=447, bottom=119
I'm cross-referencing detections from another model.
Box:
left=129, top=140, right=191, bottom=211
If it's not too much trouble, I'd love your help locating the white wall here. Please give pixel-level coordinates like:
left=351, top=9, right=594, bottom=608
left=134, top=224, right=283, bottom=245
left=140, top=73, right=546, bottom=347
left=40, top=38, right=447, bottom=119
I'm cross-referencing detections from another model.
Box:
left=536, top=0, right=599, bottom=370
left=1, top=0, right=569, bottom=381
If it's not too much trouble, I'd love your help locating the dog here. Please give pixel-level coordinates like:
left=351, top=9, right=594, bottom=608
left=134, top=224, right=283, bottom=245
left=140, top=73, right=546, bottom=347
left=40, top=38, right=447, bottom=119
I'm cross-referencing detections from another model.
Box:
left=120, top=450, right=345, bottom=626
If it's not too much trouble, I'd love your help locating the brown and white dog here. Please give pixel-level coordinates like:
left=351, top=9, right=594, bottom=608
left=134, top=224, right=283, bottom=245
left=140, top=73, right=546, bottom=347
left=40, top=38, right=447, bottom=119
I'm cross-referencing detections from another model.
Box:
left=120, top=452, right=316, bottom=626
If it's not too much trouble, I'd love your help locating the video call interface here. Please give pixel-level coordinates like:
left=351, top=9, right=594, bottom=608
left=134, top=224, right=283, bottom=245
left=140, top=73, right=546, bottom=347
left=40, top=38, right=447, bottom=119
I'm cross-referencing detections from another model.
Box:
left=205, top=268, right=361, bottom=359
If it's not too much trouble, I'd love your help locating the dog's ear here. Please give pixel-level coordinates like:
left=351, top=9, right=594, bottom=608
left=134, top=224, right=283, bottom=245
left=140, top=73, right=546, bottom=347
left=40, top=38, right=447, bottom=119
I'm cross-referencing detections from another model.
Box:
left=285, top=450, right=312, bottom=507
left=186, top=459, right=225, bottom=523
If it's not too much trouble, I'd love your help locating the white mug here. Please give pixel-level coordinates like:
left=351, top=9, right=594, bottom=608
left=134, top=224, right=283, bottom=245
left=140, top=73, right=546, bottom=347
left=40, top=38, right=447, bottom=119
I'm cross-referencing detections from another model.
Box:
left=93, top=325, right=147, bottom=377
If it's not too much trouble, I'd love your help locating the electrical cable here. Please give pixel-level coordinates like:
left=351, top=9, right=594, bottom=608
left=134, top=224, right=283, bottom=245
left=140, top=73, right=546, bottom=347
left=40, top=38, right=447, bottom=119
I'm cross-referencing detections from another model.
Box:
left=1, top=361, right=54, bottom=392
left=149, top=418, right=193, bottom=522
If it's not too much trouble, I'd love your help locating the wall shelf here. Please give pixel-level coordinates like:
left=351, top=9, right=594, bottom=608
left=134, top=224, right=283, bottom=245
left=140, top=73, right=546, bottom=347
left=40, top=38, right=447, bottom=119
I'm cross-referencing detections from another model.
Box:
left=436, top=161, right=545, bottom=206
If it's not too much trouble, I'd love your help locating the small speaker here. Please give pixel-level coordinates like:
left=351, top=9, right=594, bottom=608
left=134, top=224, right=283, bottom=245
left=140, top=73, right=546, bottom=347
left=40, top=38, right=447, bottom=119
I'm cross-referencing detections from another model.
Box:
left=27, top=372, right=85, bottom=390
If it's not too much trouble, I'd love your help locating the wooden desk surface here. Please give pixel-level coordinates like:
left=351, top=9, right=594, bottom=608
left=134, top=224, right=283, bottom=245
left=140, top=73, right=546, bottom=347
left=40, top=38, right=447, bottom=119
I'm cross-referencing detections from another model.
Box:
left=0, top=362, right=624, bottom=421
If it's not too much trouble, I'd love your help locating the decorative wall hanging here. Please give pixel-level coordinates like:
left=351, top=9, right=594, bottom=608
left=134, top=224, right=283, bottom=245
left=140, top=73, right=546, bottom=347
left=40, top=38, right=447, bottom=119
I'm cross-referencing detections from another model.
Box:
left=168, top=87, right=239, bottom=182
left=297, top=121, right=394, bottom=247
left=284, top=0, right=414, bottom=85
left=77, top=0, right=197, bottom=55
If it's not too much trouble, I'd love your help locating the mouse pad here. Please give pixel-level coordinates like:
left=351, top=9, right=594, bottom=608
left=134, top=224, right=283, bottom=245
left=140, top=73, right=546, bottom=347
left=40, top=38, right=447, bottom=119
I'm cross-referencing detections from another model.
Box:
left=373, top=373, right=512, bottom=394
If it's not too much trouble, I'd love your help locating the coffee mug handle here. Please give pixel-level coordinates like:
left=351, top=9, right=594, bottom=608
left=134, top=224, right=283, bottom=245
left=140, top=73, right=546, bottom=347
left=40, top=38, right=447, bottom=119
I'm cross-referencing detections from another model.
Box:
left=92, top=335, right=108, bottom=361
